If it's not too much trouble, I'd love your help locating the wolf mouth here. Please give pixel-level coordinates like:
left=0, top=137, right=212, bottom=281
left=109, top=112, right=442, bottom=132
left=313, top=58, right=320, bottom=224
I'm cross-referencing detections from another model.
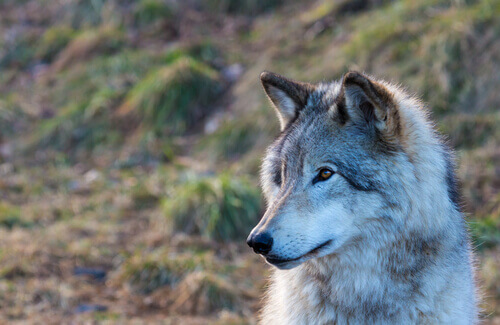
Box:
left=265, top=239, right=333, bottom=265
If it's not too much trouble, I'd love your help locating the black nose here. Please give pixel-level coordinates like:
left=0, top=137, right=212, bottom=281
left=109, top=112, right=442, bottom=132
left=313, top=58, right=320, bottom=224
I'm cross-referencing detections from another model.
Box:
left=247, top=232, right=273, bottom=255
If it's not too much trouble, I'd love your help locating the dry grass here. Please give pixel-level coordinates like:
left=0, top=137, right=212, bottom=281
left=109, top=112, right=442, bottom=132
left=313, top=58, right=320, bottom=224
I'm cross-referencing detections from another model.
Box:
left=50, top=25, right=125, bottom=73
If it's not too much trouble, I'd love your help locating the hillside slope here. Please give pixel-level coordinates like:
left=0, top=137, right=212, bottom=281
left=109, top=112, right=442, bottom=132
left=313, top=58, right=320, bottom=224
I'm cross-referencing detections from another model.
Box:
left=0, top=0, right=499, bottom=323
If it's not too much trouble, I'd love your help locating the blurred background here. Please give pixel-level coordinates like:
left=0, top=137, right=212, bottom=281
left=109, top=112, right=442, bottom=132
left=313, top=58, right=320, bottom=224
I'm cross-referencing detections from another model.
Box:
left=0, top=0, right=498, bottom=323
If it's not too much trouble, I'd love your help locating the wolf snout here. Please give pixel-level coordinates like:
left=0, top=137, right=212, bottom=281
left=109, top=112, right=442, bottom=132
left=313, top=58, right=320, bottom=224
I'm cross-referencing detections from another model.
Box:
left=246, top=232, right=273, bottom=255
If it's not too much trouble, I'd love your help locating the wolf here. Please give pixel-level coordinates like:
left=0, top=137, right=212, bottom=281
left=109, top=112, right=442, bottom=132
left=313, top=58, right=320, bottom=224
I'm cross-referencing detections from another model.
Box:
left=247, top=71, right=478, bottom=324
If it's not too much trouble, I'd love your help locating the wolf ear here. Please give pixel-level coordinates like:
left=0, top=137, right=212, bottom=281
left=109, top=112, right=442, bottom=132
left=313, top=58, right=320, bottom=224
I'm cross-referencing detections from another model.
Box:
left=260, top=71, right=315, bottom=130
left=341, top=71, right=399, bottom=135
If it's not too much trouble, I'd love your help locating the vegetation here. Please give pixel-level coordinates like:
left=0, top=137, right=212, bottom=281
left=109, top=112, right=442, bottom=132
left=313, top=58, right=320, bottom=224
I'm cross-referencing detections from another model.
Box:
left=0, top=0, right=498, bottom=323
left=163, top=173, right=261, bottom=241
left=118, top=56, right=223, bottom=135
left=133, top=0, right=176, bottom=27
left=114, top=248, right=214, bottom=294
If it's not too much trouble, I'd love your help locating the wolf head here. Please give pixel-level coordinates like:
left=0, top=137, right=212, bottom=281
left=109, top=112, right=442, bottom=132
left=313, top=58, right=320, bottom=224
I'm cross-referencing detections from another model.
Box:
left=247, top=71, right=451, bottom=270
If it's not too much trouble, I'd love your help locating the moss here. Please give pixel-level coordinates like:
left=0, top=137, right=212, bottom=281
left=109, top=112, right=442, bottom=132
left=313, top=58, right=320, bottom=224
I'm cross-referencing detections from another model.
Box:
left=163, top=173, right=261, bottom=241
left=118, top=57, right=223, bottom=135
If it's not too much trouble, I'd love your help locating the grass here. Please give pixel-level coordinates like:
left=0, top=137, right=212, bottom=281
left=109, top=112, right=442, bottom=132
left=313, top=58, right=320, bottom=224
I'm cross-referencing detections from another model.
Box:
left=64, top=0, right=109, bottom=28
left=133, top=0, right=176, bottom=26
left=0, top=0, right=499, bottom=323
left=51, top=25, right=125, bottom=73
left=336, top=0, right=500, bottom=115
left=163, top=173, right=261, bottom=241
left=27, top=49, right=162, bottom=152
left=169, top=271, right=244, bottom=314
left=118, top=56, right=223, bottom=135
left=0, top=203, right=31, bottom=229
left=197, top=118, right=262, bottom=162
left=36, top=26, right=76, bottom=63
left=114, top=249, right=214, bottom=294
left=202, top=0, right=285, bottom=15
left=440, top=113, right=500, bottom=149
left=471, top=216, right=500, bottom=251
left=0, top=29, right=39, bottom=69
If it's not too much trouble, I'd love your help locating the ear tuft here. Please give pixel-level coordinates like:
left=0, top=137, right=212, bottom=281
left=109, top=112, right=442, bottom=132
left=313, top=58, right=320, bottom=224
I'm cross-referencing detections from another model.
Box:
left=260, top=71, right=315, bottom=131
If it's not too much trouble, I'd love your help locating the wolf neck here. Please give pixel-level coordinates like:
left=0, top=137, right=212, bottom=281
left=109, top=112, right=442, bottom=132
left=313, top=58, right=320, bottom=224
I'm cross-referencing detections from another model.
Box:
left=266, top=216, right=467, bottom=324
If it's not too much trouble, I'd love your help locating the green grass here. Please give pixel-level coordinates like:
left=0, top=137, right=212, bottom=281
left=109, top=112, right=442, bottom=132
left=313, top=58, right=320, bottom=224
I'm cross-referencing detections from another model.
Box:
left=36, top=26, right=76, bottom=63
left=65, top=0, right=109, bottom=28
left=0, top=202, right=33, bottom=229
left=197, top=118, right=261, bottom=162
left=203, top=0, right=284, bottom=15
left=28, top=49, right=162, bottom=152
left=30, top=44, right=224, bottom=155
left=337, top=0, right=500, bottom=115
left=133, top=0, right=176, bottom=26
left=440, top=113, right=500, bottom=149
left=470, top=216, right=500, bottom=251
left=119, top=56, right=223, bottom=135
left=0, top=30, right=38, bottom=69
left=163, top=173, right=261, bottom=241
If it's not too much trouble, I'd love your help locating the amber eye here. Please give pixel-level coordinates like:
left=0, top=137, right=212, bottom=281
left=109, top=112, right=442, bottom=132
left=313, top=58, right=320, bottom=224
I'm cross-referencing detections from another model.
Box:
left=318, top=168, right=333, bottom=181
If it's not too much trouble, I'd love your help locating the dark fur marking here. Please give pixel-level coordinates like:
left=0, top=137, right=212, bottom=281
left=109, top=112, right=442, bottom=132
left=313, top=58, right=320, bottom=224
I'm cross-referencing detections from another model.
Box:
left=340, top=301, right=395, bottom=321
left=359, top=101, right=376, bottom=123
left=441, top=143, right=461, bottom=210
left=269, top=124, right=297, bottom=187
left=374, top=128, right=402, bottom=154
left=271, top=162, right=281, bottom=187
left=387, top=233, right=443, bottom=295
left=333, top=92, right=349, bottom=125
left=333, top=160, right=378, bottom=192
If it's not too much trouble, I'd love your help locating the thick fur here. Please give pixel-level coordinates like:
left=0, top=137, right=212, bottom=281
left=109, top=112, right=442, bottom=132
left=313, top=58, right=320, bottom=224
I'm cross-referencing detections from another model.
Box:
left=249, top=71, right=478, bottom=324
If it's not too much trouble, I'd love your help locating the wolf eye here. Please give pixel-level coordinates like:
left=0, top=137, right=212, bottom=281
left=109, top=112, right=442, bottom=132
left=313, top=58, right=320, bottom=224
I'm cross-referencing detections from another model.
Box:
left=313, top=168, right=334, bottom=184
left=319, top=169, right=333, bottom=180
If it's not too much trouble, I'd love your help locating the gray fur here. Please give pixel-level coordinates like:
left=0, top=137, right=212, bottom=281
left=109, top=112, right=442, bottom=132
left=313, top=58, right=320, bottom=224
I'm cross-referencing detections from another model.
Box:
left=250, top=71, right=479, bottom=324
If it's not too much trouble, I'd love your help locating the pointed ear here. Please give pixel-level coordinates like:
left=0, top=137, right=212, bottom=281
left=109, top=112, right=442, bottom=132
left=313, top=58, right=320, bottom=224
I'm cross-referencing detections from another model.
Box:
left=341, top=71, right=400, bottom=136
left=260, top=71, right=315, bottom=130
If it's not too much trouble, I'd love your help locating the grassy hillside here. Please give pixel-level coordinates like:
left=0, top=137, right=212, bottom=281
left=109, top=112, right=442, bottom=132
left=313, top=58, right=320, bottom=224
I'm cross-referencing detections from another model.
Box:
left=0, top=0, right=499, bottom=323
